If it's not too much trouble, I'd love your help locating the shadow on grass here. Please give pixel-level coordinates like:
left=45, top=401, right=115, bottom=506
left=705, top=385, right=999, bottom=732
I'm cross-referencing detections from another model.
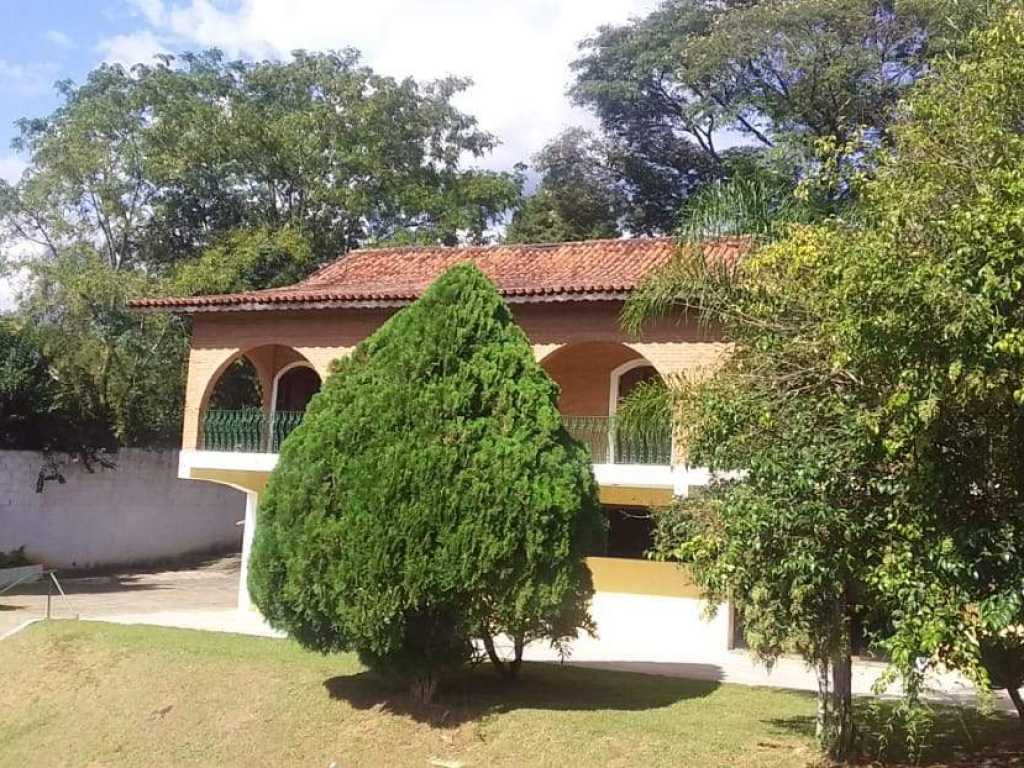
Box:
left=766, top=701, right=1024, bottom=767
left=325, top=660, right=723, bottom=727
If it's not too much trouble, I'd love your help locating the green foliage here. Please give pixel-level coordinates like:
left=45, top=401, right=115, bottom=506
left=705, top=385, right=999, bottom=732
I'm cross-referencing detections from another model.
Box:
left=248, top=263, right=604, bottom=697
left=16, top=249, right=187, bottom=448
left=1, top=50, right=520, bottom=273
left=565, top=0, right=990, bottom=228
left=170, top=227, right=314, bottom=296
left=0, top=49, right=523, bottom=451
left=508, top=127, right=719, bottom=239
left=0, top=314, right=118, bottom=454
left=637, top=4, right=1024, bottom=755
left=506, top=130, right=622, bottom=243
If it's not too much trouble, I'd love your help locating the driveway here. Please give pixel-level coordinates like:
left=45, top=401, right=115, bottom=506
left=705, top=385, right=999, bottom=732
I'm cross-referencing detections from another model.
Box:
left=0, top=554, right=239, bottom=637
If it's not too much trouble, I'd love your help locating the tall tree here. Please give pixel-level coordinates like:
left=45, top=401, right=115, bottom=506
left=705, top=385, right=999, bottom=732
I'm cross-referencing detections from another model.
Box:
left=628, top=2, right=1024, bottom=757
left=1, top=49, right=521, bottom=274
left=249, top=264, right=604, bottom=701
left=558, top=0, right=988, bottom=233
left=506, top=129, right=623, bottom=243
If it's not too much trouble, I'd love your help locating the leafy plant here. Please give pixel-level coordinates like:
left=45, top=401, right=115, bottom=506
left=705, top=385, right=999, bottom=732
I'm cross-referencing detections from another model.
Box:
left=629, top=3, right=1024, bottom=758
left=248, top=263, right=604, bottom=701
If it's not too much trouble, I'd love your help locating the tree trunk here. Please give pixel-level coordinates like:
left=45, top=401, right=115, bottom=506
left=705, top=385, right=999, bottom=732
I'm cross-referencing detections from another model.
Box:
left=408, top=674, right=438, bottom=705
left=829, top=645, right=855, bottom=759
left=481, top=632, right=526, bottom=680
left=1008, top=686, right=1024, bottom=722
left=815, top=613, right=855, bottom=761
left=815, top=659, right=830, bottom=744
left=508, top=634, right=525, bottom=680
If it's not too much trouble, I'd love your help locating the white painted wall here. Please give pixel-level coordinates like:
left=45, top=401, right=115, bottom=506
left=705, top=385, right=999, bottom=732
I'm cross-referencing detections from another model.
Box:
left=0, top=449, right=244, bottom=569
left=520, top=592, right=732, bottom=663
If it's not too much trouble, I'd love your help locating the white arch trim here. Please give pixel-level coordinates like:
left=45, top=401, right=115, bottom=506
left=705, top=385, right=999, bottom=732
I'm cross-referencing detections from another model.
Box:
left=607, top=357, right=661, bottom=465
left=608, top=357, right=658, bottom=418
left=268, top=360, right=319, bottom=416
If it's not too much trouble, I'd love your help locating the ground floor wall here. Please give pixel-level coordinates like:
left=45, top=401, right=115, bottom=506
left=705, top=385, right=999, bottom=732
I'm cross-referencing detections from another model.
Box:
left=495, top=591, right=731, bottom=669
left=0, top=449, right=244, bottom=569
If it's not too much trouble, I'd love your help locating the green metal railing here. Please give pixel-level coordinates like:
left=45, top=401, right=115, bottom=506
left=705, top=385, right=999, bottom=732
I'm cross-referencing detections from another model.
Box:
left=561, top=415, right=672, bottom=466
left=201, top=410, right=671, bottom=465
left=201, top=409, right=305, bottom=453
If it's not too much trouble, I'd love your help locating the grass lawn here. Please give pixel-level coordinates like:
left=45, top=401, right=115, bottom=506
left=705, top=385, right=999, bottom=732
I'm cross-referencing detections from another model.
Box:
left=0, top=622, right=1020, bottom=768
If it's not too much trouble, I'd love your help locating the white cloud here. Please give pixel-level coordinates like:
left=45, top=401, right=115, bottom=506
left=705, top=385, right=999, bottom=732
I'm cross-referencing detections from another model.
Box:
left=96, top=29, right=170, bottom=67
left=129, top=0, right=168, bottom=26
left=99, top=0, right=657, bottom=170
left=0, top=153, right=27, bottom=184
left=0, top=59, right=51, bottom=95
left=44, top=29, right=75, bottom=49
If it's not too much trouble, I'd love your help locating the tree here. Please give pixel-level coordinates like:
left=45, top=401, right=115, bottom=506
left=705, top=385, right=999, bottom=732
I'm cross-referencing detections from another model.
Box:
left=169, top=227, right=314, bottom=297
left=628, top=3, right=1024, bottom=757
left=506, top=130, right=623, bottom=243
left=248, top=263, right=604, bottom=701
left=0, top=48, right=523, bottom=451
left=1, top=50, right=521, bottom=275
left=564, top=0, right=987, bottom=227
left=16, top=248, right=187, bottom=448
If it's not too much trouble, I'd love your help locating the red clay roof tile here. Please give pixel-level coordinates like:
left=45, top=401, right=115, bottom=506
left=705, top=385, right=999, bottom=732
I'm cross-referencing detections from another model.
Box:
left=130, top=237, right=744, bottom=312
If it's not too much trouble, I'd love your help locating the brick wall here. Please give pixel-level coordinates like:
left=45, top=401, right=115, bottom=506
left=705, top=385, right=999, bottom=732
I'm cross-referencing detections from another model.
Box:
left=182, top=301, right=730, bottom=448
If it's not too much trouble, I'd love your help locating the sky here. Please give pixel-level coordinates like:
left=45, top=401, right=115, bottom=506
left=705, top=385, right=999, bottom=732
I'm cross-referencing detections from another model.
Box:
left=0, top=0, right=663, bottom=309
left=0, top=0, right=660, bottom=184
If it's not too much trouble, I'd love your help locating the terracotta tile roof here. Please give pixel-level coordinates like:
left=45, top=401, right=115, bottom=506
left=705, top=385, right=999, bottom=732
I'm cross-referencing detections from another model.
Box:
left=130, top=237, right=745, bottom=313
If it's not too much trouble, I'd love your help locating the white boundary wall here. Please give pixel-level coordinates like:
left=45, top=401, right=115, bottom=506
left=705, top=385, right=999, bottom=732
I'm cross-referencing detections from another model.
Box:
left=0, top=449, right=244, bottom=569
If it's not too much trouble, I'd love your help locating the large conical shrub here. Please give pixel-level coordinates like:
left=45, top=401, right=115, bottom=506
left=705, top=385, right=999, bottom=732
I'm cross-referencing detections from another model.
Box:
left=248, top=263, right=604, bottom=700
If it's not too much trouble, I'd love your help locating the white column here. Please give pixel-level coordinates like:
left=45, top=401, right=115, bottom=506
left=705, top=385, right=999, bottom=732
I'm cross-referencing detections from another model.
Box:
left=237, top=491, right=259, bottom=611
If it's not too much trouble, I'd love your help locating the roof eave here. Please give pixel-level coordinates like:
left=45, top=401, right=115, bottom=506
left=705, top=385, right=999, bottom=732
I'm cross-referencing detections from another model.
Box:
left=128, top=291, right=632, bottom=315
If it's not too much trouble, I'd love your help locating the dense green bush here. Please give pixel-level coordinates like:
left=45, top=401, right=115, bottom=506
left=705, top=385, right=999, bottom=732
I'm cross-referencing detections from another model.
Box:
left=248, top=263, right=604, bottom=700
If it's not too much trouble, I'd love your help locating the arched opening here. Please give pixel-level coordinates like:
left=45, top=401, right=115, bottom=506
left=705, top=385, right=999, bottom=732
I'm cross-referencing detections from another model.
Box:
left=268, top=362, right=322, bottom=451
left=200, top=345, right=320, bottom=452
left=540, top=342, right=670, bottom=466
left=270, top=362, right=321, bottom=413
left=609, top=359, right=669, bottom=465
left=208, top=357, right=263, bottom=410
left=540, top=342, right=671, bottom=562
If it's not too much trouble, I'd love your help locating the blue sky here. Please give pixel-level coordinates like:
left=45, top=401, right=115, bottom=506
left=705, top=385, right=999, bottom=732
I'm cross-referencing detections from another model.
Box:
left=0, top=0, right=658, bottom=183
left=0, top=1, right=143, bottom=177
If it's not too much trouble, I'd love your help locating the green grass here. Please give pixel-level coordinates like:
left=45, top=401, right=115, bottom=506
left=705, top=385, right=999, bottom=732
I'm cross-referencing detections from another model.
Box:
left=0, top=621, right=1019, bottom=767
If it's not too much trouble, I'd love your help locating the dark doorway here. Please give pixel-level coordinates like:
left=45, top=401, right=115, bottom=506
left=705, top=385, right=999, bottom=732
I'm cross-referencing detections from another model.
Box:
left=275, top=366, right=321, bottom=412
left=603, top=505, right=654, bottom=559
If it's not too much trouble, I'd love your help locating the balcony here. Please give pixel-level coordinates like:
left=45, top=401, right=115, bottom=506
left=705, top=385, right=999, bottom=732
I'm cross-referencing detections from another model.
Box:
left=560, top=415, right=672, bottom=466
left=200, top=409, right=672, bottom=466
left=201, top=409, right=304, bottom=453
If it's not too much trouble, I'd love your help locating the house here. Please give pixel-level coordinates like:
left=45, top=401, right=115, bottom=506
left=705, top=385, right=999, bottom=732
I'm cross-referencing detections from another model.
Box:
left=131, top=236, right=742, bottom=660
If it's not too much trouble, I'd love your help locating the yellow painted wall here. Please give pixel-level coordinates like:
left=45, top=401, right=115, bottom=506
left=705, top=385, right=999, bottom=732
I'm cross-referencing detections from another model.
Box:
left=586, top=556, right=700, bottom=599
left=192, top=462, right=697, bottom=601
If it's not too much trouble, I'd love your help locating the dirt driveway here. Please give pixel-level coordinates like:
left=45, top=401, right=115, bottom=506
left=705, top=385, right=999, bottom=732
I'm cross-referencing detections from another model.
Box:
left=0, top=554, right=239, bottom=636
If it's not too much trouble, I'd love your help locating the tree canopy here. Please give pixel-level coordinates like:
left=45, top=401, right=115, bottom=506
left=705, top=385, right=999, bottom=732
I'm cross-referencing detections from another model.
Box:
left=0, top=49, right=524, bottom=451
left=510, top=0, right=989, bottom=238
left=1, top=49, right=521, bottom=273
left=248, top=263, right=604, bottom=700
left=629, top=2, right=1024, bottom=757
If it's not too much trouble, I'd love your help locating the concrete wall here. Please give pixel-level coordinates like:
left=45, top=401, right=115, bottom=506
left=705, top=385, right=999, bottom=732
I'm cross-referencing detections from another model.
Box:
left=0, top=449, right=244, bottom=569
